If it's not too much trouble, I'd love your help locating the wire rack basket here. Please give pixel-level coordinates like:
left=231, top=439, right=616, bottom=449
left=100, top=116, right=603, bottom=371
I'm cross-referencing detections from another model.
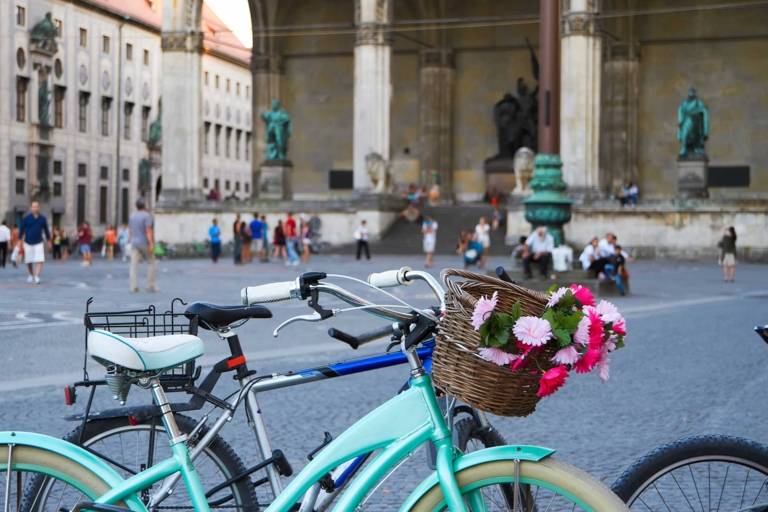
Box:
left=82, top=297, right=200, bottom=392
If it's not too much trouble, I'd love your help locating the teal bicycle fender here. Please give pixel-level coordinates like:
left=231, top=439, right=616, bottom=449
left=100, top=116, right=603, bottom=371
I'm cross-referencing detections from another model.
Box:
left=0, top=431, right=147, bottom=511
left=399, top=445, right=556, bottom=511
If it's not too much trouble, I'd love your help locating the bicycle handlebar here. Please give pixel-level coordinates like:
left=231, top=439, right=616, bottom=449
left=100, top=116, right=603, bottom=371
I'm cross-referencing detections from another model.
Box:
left=327, top=323, right=399, bottom=349
left=367, top=268, right=411, bottom=288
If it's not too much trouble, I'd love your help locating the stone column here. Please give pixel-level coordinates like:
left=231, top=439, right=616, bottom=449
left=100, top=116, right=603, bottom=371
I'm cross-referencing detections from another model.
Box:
left=158, top=30, right=204, bottom=205
left=600, top=42, right=639, bottom=191
left=560, top=0, right=602, bottom=196
left=353, top=0, right=391, bottom=192
left=251, top=53, right=281, bottom=195
left=419, top=48, right=454, bottom=195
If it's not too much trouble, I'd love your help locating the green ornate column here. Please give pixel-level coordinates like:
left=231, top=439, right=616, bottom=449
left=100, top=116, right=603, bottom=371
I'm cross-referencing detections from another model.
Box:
left=524, top=0, right=572, bottom=246
left=523, top=154, right=572, bottom=245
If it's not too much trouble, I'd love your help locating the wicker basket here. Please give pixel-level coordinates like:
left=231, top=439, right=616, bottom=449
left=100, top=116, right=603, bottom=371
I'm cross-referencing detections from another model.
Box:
left=433, top=269, right=553, bottom=417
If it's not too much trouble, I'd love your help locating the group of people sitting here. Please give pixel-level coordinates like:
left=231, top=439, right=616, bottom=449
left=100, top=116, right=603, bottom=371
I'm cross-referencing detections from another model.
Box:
left=512, top=229, right=630, bottom=295
left=578, top=232, right=630, bottom=295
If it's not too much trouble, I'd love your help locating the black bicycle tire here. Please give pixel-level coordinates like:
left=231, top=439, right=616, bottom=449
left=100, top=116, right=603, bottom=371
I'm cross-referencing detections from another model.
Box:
left=455, top=416, right=508, bottom=451
left=24, top=414, right=259, bottom=511
left=611, top=434, right=768, bottom=505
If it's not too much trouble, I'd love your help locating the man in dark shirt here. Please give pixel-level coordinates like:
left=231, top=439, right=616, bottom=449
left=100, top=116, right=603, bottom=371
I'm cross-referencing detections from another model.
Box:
left=18, top=201, right=51, bottom=284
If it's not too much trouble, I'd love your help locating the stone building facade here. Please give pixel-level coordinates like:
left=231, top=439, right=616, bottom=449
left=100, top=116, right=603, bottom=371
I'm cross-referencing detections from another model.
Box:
left=222, top=0, right=768, bottom=202
left=0, top=0, right=250, bottom=230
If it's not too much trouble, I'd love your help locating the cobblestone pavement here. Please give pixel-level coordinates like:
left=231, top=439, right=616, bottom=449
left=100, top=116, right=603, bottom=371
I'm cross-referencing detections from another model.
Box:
left=1, top=253, right=767, bottom=509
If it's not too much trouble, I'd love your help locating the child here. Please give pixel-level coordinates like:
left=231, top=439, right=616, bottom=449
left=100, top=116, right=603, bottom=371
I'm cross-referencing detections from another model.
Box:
left=611, top=245, right=627, bottom=295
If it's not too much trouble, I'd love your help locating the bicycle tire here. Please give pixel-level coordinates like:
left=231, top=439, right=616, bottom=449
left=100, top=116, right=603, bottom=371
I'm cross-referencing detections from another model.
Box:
left=410, top=457, right=629, bottom=511
left=0, top=443, right=134, bottom=511
left=611, top=434, right=768, bottom=508
left=23, top=414, right=258, bottom=511
left=455, top=417, right=508, bottom=451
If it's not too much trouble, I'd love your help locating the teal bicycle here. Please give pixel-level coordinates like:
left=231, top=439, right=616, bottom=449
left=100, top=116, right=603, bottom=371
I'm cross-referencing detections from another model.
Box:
left=0, top=269, right=627, bottom=511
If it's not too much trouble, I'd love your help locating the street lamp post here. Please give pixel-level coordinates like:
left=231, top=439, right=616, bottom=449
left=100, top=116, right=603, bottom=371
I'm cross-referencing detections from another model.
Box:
left=523, top=0, right=572, bottom=246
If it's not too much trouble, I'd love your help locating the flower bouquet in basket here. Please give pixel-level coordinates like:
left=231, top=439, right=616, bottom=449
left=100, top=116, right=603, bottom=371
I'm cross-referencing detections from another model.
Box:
left=472, top=284, right=627, bottom=398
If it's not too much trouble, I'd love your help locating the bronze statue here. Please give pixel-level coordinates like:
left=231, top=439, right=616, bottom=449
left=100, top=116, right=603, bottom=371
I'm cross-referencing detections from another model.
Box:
left=148, top=100, right=162, bottom=148
left=487, top=39, right=539, bottom=163
left=261, top=99, right=292, bottom=161
left=38, top=70, right=51, bottom=128
left=30, top=13, right=58, bottom=54
left=677, top=87, right=709, bottom=159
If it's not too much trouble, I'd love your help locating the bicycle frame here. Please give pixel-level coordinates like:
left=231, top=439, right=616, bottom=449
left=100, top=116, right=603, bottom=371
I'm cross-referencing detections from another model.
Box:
left=0, top=362, right=556, bottom=512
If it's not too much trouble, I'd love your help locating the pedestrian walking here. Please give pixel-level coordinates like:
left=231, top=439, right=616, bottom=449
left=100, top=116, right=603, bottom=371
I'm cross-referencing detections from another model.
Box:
left=232, top=214, right=243, bottom=264
left=104, top=225, right=117, bottom=261
left=117, top=223, right=129, bottom=262
left=284, top=212, right=300, bottom=266
left=51, top=226, right=62, bottom=260
left=208, top=218, right=222, bottom=263
left=240, top=218, right=252, bottom=263
left=9, top=224, right=20, bottom=268
left=249, top=213, right=265, bottom=262
left=422, top=215, right=438, bottom=268
left=260, top=215, right=269, bottom=262
left=273, top=219, right=286, bottom=261
left=0, top=221, right=10, bottom=268
left=354, top=220, right=371, bottom=260
left=128, top=198, right=157, bottom=293
left=19, top=200, right=51, bottom=283
left=300, top=217, right=312, bottom=264
left=60, top=228, right=70, bottom=261
left=474, top=216, right=491, bottom=268
left=77, top=222, right=93, bottom=266
left=718, top=226, right=737, bottom=282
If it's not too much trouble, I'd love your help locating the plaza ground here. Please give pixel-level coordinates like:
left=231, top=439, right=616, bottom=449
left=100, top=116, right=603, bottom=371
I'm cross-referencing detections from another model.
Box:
left=0, top=254, right=767, bottom=507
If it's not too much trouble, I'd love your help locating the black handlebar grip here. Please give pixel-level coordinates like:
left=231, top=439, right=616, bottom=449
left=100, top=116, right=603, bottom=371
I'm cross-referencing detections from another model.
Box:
left=327, top=328, right=360, bottom=349
left=328, top=324, right=396, bottom=350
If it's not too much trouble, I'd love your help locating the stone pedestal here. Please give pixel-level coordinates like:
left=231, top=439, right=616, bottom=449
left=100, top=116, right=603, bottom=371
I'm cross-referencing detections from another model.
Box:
left=677, top=158, right=709, bottom=198
left=258, top=161, right=292, bottom=200
left=484, top=159, right=517, bottom=195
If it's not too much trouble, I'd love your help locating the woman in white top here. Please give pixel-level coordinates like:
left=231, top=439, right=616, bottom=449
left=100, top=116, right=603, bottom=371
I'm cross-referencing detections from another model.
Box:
left=579, top=237, right=600, bottom=272
left=421, top=216, right=438, bottom=268
left=474, top=217, right=491, bottom=268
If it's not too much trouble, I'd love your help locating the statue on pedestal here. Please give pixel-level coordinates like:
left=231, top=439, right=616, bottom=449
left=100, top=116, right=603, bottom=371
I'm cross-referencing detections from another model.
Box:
left=365, top=152, right=392, bottom=194
left=148, top=100, right=162, bottom=148
left=261, top=99, right=292, bottom=161
left=677, top=87, right=709, bottom=159
left=38, top=71, right=51, bottom=128
left=30, top=13, right=58, bottom=54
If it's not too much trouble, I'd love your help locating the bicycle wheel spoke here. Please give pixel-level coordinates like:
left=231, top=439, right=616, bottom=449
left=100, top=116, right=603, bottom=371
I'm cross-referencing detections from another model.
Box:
left=716, top=463, right=730, bottom=511
left=636, top=495, right=655, bottom=511
left=652, top=481, right=673, bottom=512
left=688, top=464, right=705, bottom=512
left=751, top=478, right=768, bottom=506
left=741, top=468, right=750, bottom=509
left=669, top=470, right=697, bottom=511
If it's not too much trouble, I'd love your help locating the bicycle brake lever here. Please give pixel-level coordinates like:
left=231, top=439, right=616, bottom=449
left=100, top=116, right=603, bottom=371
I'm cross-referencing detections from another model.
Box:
left=272, top=311, right=338, bottom=337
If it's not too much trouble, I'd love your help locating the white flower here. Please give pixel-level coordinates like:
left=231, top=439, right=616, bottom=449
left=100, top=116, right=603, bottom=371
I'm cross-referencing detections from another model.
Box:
left=546, top=287, right=569, bottom=308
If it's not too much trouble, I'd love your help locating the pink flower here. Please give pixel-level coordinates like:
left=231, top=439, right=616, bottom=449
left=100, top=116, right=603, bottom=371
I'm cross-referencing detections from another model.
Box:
left=546, top=287, right=569, bottom=308
left=613, top=318, right=627, bottom=336
left=478, top=347, right=516, bottom=366
left=513, top=316, right=552, bottom=347
left=471, top=292, right=498, bottom=330
left=570, top=284, right=595, bottom=307
left=597, top=355, right=610, bottom=382
left=597, top=340, right=616, bottom=382
left=587, top=307, right=605, bottom=350
left=537, top=366, right=569, bottom=397
left=574, top=347, right=602, bottom=373
left=595, top=300, right=622, bottom=324
left=574, top=315, right=590, bottom=345
left=551, top=345, right=580, bottom=365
